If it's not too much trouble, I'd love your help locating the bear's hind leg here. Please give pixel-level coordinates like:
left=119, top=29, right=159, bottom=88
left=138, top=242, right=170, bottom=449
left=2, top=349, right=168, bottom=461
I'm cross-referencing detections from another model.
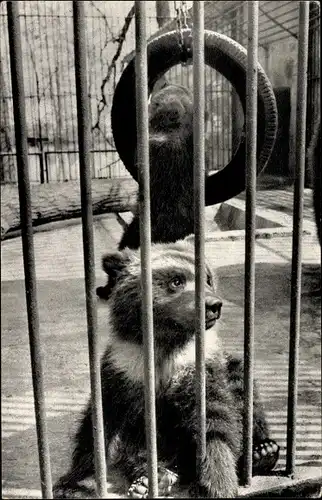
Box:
left=190, top=440, right=238, bottom=498
left=226, top=355, right=280, bottom=475
left=53, top=408, right=95, bottom=498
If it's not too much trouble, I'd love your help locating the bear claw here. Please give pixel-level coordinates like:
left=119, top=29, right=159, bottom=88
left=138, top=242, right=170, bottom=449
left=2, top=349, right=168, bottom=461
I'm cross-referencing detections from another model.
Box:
left=128, top=468, right=178, bottom=498
left=252, top=439, right=280, bottom=475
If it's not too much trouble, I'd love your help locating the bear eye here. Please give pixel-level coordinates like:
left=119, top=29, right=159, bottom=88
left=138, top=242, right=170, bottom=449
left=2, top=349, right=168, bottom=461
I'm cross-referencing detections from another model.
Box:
left=169, top=275, right=185, bottom=291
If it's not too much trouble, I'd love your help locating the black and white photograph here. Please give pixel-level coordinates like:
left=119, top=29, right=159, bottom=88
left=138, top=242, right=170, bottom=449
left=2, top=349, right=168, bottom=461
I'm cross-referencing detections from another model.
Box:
left=1, top=1, right=321, bottom=498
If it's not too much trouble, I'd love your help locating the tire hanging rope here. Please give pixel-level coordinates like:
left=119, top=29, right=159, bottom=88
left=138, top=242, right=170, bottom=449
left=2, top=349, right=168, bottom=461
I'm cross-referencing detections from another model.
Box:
left=111, top=28, right=278, bottom=205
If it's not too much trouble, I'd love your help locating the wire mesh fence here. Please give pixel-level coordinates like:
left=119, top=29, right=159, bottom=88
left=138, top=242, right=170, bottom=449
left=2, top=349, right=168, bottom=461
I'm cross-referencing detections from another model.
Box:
left=0, top=1, right=320, bottom=184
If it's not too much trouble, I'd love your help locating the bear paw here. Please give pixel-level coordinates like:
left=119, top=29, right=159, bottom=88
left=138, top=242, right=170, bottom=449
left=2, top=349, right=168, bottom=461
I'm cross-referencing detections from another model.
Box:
left=53, top=479, right=96, bottom=499
left=253, top=439, right=280, bottom=475
left=127, top=467, right=178, bottom=498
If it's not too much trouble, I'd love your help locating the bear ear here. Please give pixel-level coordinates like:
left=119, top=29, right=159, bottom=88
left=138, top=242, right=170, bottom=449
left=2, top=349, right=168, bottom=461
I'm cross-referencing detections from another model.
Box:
left=101, top=250, right=131, bottom=278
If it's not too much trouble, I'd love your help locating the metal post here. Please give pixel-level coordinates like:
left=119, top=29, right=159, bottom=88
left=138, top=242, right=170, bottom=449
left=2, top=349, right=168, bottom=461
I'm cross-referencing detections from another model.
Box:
left=6, top=2, right=53, bottom=498
left=72, top=2, right=107, bottom=497
left=286, top=1, right=310, bottom=478
left=242, top=0, right=258, bottom=487
left=193, top=0, right=206, bottom=479
left=135, top=2, right=158, bottom=497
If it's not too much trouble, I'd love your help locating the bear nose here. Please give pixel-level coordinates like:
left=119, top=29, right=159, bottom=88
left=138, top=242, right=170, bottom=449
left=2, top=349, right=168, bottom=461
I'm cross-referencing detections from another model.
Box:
left=149, top=102, right=185, bottom=131
left=205, top=298, right=222, bottom=320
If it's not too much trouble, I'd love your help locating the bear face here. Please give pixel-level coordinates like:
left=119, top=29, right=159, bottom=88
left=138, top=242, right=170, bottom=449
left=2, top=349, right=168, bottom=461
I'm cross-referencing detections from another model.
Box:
left=100, top=242, right=222, bottom=354
left=149, top=84, right=194, bottom=140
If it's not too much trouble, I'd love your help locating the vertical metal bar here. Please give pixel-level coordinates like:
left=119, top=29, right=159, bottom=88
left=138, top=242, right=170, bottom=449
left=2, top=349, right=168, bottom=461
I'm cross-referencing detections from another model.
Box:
left=242, top=0, right=258, bottom=487
left=193, top=0, right=206, bottom=478
left=135, top=2, right=158, bottom=497
left=72, top=3, right=107, bottom=497
left=210, top=66, right=215, bottom=171
left=221, top=74, right=225, bottom=168
left=286, top=1, right=310, bottom=478
left=6, top=3, right=53, bottom=498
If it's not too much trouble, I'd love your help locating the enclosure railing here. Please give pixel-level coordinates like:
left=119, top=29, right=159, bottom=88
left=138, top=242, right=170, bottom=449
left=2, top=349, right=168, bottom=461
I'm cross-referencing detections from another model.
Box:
left=0, top=149, right=124, bottom=184
left=135, top=2, right=158, bottom=495
left=7, top=2, right=53, bottom=497
left=73, top=2, right=108, bottom=497
left=286, top=1, right=310, bottom=478
left=193, top=0, right=207, bottom=483
left=242, top=0, right=258, bottom=485
left=5, top=0, right=318, bottom=498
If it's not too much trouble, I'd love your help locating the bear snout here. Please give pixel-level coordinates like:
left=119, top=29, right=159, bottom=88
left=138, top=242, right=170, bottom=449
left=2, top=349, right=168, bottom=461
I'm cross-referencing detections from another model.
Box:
left=205, top=298, right=222, bottom=321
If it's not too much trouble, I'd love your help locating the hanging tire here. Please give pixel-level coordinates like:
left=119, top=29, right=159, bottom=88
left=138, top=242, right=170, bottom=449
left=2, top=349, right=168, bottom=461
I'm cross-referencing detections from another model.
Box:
left=111, top=29, right=278, bottom=205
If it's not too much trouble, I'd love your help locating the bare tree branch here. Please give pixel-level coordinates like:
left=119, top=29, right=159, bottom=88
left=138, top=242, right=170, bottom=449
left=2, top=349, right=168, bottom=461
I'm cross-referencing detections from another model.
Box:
left=91, top=3, right=135, bottom=134
left=90, top=1, right=115, bottom=40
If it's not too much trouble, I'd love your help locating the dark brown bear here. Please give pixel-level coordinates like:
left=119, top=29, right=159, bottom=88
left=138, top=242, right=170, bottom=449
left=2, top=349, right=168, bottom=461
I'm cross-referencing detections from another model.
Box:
left=119, top=84, right=196, bottom=250
left=96, top=83, right=198, bottom=301
left=54, top=241, right=279, bottom=499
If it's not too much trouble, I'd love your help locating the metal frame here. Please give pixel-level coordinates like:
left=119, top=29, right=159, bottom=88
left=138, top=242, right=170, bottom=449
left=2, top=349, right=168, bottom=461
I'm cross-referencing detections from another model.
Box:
left=193, top=0, right=207, bottom=479
left=286, top=1, right=310, bottom=478
left=72, top=2, right=108, bottom=496
left=135, top=2, right=158, bottom=494
left=242, top=1, right=259, bottom=485
left=0, top=150, right=128, bottom=184
left=7, top=2, right=53, bottom=497
left=4, top=1, right=318, bottom=498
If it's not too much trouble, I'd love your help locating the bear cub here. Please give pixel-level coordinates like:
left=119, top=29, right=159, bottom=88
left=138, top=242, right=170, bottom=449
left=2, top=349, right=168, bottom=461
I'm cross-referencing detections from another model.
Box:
left=54, top=241, right=279, bottom=499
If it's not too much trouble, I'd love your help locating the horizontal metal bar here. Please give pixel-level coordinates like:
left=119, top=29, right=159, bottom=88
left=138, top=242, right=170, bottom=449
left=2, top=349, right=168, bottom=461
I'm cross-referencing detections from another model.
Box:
left=72, top=2, right=108, bottom=497
left=286, top=0, right=310, bottom=478
left=226, top=5, right=299, bottom=37
left=44, top=149, right=117, bottom=155
left=0, top=149, right=118, bottom=157
left=6, top=2, right=53, bottom=498
left=260, top=0, right=295, bottom=16
left=242, top=0, right=258, bottom=488
left=259, top=30, right=305, bottom=45
left=135, top=1, right=158, bottom=497
left=0, top=152, right=41, bottom=157
left=258, top=12, right=300, bottom=36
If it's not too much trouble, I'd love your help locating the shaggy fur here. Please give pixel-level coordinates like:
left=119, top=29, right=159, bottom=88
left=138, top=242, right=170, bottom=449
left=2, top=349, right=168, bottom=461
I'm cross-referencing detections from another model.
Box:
left=119, top=85, right=196, bottom=250
left=54, top=242, right=278, bottom=499
left=96, top=84, right=199, bottom=301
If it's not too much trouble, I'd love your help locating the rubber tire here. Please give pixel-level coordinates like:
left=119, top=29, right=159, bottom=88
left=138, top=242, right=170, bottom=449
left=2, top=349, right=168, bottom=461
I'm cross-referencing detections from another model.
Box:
left=111, top=29, right=278, bottom=205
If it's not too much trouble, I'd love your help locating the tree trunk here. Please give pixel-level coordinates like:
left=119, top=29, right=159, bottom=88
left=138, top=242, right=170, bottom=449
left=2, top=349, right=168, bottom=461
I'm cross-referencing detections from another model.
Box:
left=1, top=178, right=137, bottom=239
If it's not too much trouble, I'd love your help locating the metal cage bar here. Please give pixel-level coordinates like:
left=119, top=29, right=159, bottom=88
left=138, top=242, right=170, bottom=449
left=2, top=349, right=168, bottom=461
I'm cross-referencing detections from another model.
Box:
left=6, top=2, right=53, bottom=498
left=3, top=1, right=319, bottom=498
left=72, top=2, right=108, bottom=497
left=193, top=0, right=207, bottom=478
left=286, top=0, right=310, bottom=478
left=242, top=0, right=259, bottom=487
left=135, top=2, right=159, bottom=497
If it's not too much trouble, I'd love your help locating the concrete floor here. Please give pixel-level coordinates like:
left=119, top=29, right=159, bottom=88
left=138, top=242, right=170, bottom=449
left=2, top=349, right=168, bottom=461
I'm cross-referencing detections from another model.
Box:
left=1, top=194, right=321, bottom=498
